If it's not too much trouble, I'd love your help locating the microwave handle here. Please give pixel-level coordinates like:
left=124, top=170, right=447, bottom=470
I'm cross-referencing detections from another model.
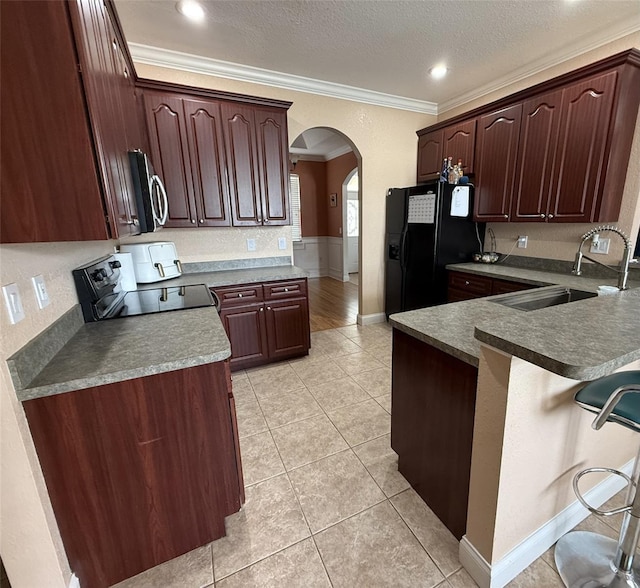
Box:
left=150, top=175, right=169, bottom=225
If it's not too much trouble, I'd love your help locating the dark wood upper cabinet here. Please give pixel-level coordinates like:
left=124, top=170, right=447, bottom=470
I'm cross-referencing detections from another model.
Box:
left=221, top=102, right=263, bottom=225
left=416, top=120, right=476, bottom=183
left=418, top=49, right=640, bottom=224
left=184, top=99, right=232, bottom=226
left=549, top=70, right=618, bottom=222
left=443, top=120, right=476, bottom=175
left=510, top=89, right=563, bottom=221
left=1, top=1, right=108, bottom=243
left=417, top=130, right=444, bottom=182
left=144, top=91, right=198, bottom=227
left=254, top=107, right=290, bottom=225
left=474, top=104, right=522, bottom=222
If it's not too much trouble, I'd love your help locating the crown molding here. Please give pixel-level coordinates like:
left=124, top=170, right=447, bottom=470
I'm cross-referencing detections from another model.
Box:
left=438, top=22, right=640, bottom=115
left=129, top=43, right=438, bottom=114
left=326, top=145, right=354, bottom=161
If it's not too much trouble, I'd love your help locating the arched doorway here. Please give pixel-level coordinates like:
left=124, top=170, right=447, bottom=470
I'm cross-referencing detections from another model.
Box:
left=289, top=127, right=362, bottom=330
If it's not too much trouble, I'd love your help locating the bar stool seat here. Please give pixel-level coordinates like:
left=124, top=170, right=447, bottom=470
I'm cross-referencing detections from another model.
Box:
left=555, top=370, right=640, bottom=588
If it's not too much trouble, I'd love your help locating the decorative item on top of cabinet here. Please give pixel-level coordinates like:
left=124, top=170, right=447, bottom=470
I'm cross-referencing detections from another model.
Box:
left=416, top=119, right=476, bottom=183
left=0, top=0, right=141, bottom=243
left=214, top=279, right=310, bottom=370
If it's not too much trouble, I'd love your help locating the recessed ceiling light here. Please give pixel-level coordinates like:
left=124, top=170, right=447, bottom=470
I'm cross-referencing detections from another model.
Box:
left=429, top=65, right=448, bottom=80
left=176, top=0, right=205, bottom=22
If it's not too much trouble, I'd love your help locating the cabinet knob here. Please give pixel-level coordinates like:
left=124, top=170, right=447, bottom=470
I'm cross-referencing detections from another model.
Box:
left=284, top=288, right=289, bottom=292
left=503, top=214, right=509, bottom=219
left=191, top=219, right=196, bottom=224
left=259, top=307, right=264, bottom=312
left=199, top=219, right=204, bottom=223
left=238, top=293, right=243, bottom=298
left=540, top=213, right=546, bottom=218
left=548, top=214, right=554, bottom=219
left=267, top=306, right=271, bottom=310
left=465, top=281, right=470, bottom=286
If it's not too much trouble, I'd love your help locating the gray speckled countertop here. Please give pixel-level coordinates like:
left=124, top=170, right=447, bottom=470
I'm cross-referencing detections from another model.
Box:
left=390, top=263, right=640, bottom=380
left=14, top=307, right=230, bottom=402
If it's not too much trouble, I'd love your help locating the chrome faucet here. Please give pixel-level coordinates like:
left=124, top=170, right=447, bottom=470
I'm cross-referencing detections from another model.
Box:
left=572, top=225, right=632, bottom=290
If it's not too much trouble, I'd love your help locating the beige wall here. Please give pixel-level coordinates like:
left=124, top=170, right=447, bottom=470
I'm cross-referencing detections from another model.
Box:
left=467, top=346, right=639, bottom=563
left=442, top=33, right=640, bottom=267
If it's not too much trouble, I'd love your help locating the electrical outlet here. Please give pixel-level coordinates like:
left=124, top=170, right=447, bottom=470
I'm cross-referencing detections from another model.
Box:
left=2, top=283, right=25, bottom=324
left=590, top=237, right=610, bottom=255
left=278, top=237, right=287, bottom=250
left=32, top=275, right=50, bottom=309
left=246, top=238, right=256, bottom=252
left=517, top=236, right=528, bottom=249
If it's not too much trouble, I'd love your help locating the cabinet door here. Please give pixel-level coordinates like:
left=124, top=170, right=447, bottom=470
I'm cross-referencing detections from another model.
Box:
left=0, top=0, right=107, bottom=243
left=443, top=120, right=476, bottom=175
left=70, top=0, right=139, bottom=237
left=511, top=90, right=563, bottom=222
left=265, top=297, right=310, bottom=361
left=474, top=104, right=522, bottom=222
left=417, top=130, right=443, bottom=182
left=144, top=91, right=197, bottom=227
left=23, top=363, right=241, bottom=588
left=254, top=107, right=290, bottom=225
left=221, top=102, right=262, bottom=226
left=183, top=98, right=232, bottom=226
left=219, top=302, right=269, bottom=370
left=548, top=71, right=618, bottom=222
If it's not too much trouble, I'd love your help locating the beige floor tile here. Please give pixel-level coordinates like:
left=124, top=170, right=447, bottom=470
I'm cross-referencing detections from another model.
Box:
left=287, top=347, right=329, bottom=364
left=367, top=343, right=393, bottom=367
left=288, top=450, right=385, bottom=533
left=248, top=364, right=304, bottom=397
left=507, top=558, right=564, bottom=587
left=258, top=387, right=323, bottom=429
left=112, top=545, right=213, bottom=588
left=353, top=434, right=409, bottom=497
left=351, top=367, right=392, bottom=398
left=231, top=370, right=248, bottom=382
left=231, top=378, right=257, bottom=406
left=235, top=398, right=268, bottom=439
left=334, top=351, right=385, bottom=375
left=327, top=399, right=391, bottom=446
left=347, top=333, right=391, bottom=351
left=314, top=501, right=445, bottom=588
left=445, top=568, right=479, bottom=587
left=216, top=539, right=331, bottom=588
left=374, top=393, right=392, bottom=413
left=313, top=337, right=364, bottom=358
left=599, top=486, right=633, bottom=532
left=391, top=488, right=461, bottom=577
left=311, top=330, right=350, bottom=345
left=307, top=376, right=370, bottom=412
left=290, top=356, right=347, bottom=387
left=270, top=414, right=348, bottom=470
left=211, top=474, right=310, bottom=581
left=239, top=431, right=285, bottom=487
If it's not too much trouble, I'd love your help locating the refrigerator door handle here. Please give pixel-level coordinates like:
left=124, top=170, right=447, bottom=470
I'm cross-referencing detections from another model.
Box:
left=399, top=229, right=408, bottom=268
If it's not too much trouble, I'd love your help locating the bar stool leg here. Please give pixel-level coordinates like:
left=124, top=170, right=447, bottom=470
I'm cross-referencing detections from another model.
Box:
left=555, top=446, right=640, bottom=588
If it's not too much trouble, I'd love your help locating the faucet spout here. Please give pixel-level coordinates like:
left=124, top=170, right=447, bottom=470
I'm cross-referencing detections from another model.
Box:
left=571, top=225, right=631, bottom=290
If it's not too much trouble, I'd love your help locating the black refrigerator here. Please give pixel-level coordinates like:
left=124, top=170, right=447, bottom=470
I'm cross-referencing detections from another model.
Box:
left=385, top=181, right=484, bottom=318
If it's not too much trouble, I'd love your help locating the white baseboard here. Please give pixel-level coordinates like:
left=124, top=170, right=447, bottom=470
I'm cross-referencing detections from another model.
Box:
left=69, top=573, right=80, bottom=588
left=328, top=267, right=344, bottom=281
left=460, top=458, right=633, bottom=588
left=357, top=312, right=387, bottom=325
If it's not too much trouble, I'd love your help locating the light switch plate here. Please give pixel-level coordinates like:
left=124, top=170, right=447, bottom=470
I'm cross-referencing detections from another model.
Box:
left=32, top=275, right=50, bottom=309
left=247, top=238, right=256, bottom=252
left=278, top=237, right=287, bottom=250
left=2, top=283, right=25, bottom=324
left=517, top=236, right=528, bottom=249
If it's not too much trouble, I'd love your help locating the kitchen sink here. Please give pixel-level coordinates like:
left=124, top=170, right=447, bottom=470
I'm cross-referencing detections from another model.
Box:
left=490, top=286, right=597, bottom=311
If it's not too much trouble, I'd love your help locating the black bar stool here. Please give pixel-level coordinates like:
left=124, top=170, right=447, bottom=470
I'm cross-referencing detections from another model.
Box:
left=555, top=370, right=640, bottom=588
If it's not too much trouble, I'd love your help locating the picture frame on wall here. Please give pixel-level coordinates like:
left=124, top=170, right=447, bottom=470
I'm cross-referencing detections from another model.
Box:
left=330, top=193, right=337, bottom=207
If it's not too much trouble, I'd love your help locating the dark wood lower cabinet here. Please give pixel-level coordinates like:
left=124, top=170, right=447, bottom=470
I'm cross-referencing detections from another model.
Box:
left=448, top=270, right=537, bottom=302
left=214, top=278, right=310, bottom=370
left=391, top=329, right=478, bottom=539
left=23, top=362, right=243, bottom=588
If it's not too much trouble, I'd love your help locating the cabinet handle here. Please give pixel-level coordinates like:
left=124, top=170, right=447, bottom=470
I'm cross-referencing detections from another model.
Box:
left=548, top=214, right=554, bottom=219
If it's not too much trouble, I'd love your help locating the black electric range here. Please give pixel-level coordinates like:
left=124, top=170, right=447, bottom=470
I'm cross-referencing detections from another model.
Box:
left=73, top=255, right=217, bottom=322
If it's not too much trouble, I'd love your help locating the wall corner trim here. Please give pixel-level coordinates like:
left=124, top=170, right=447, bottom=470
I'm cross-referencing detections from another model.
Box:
left=460, top=458, right=633, bottom=588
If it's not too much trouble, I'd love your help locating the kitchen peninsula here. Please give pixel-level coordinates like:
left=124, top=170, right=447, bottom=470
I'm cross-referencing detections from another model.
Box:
left=389, top=262, right=640, bottom=586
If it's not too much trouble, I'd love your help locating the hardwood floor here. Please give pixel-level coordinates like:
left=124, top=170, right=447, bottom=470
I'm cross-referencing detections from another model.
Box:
left=307, top=277, right=358, bottom=332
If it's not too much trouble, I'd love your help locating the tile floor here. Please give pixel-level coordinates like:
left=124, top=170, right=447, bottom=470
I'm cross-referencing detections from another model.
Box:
left=114, top=323, right=629, bottom=588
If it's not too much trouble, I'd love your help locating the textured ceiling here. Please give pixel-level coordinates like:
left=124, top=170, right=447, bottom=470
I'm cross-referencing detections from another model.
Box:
left=114, top=0, right=640, bottom=157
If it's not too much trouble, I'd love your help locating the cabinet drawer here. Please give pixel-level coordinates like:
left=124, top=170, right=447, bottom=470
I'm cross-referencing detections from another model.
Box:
left=448, top=272, right=492, bottom=297
left=214, top=284, right=263, bottom=306
left=491, top=279, right=535, bottom=295
left=264, top=279, right=307, bottom=300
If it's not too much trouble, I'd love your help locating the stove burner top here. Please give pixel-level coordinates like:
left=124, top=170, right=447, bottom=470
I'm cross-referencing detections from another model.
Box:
left=112, top=284, right=215, bottom=318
